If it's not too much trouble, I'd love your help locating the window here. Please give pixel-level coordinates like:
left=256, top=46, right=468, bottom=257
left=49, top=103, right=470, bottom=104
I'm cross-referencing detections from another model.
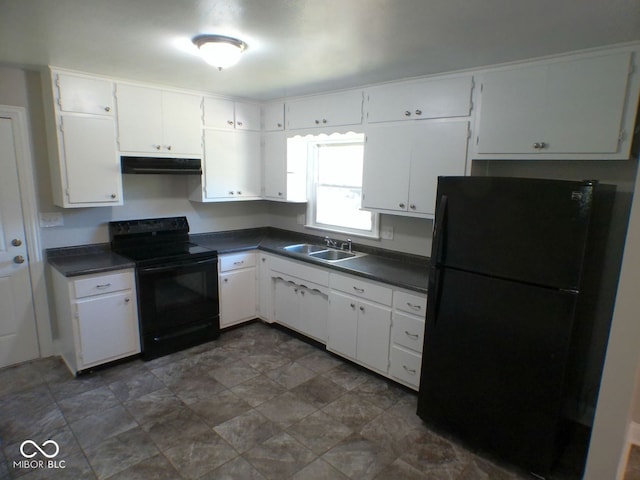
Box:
left=292, top=133, right=378, bottom=238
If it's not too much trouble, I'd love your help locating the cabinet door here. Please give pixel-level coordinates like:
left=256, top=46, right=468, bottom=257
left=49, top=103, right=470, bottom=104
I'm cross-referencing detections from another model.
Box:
left=219, top=268, right=257, bottom=328
left=274, top=278, right=300, bottom=330
left=323, top=90, right=363, bottom=127
left=236, top=130, right=262, bottom=197
left=298, top=287, right=328, bottom=343
left=475, top=65, right=546, bottom=154
left=235, top=101, right=261, bottom=131
left=262, top=102, right=285, bottom=131
left=361, top=123, right=411, bottom=211
left=262, top=131, right=287, bottom=200
left=543, top=53, right=630, bottom=154
left=203, top=97, right=235, bottom=129
left=116, top=84, right=163, bottom=152
left=56, top=74, right=114, bottom=115
left=161, top=91, right=202, bottom=155
left=287, top=96, right=325, bottom=129
left=327, top=291, right=357, bottom=359
left=356, top=300, right=391, bottom=374
left=60, top=115, right=122, bottom=204
left=257, top=254, right=274, bottom=321
left=75, top=292, right=139, bottom=367
left=408, top=120, right=469, bottom=216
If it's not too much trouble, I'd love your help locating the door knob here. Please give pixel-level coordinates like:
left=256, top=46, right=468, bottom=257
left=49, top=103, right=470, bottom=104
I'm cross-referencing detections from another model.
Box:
left=14, top=255, right=25, bottom=264
left=11, top=238, right=22, bottom=247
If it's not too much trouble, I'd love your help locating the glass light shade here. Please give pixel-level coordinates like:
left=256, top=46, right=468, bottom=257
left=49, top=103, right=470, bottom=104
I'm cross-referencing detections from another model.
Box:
left=193, top=35, right=246, bottom=70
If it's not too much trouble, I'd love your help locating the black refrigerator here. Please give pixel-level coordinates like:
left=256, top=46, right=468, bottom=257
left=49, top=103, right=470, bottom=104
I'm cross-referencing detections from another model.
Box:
left=417, top=176, right=614, bottom=477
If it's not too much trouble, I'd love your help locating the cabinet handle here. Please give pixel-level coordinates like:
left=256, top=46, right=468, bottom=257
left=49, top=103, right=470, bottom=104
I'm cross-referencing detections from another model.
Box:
left=404, top=110, right=411, bottom=117
left=405, top=330, right=419, bottom=339
left=409, top=204, right=416, bottom=210
left=403, top=365, right=417, bottom=374
left=533, top=142, right=547, bottom=149
left=233, top=261, right=245, bottom=265
left=104, top=106, right=111, bottom=112
left=399, top=203, right=406, bottom=209
left=96, top=283, right=111, bottom=289
left=353, top=286, right=364, bottom=293
left=407, top=302, right=422, bottom=310
left=359, top=306, right=365, bottom=312
left=415, top=109, right=422, bottom=116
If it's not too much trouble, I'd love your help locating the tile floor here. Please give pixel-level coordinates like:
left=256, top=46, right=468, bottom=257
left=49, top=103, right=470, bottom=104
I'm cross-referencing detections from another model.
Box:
left=1, top=321, right=578, bottom=479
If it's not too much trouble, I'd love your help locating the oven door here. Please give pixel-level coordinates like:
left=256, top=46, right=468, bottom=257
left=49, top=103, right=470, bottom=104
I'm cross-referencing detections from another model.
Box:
left=137, top=256, right=219, bottom=357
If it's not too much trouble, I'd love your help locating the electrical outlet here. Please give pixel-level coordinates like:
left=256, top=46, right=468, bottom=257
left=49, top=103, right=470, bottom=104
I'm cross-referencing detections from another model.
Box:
left=39, top=212, right=64, bottom=227
left=381, top=226, right=394, bottom=240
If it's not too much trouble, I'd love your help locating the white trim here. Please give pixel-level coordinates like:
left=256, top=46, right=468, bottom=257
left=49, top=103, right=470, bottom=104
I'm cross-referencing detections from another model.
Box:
left=0, top=105, right=54, bottom=357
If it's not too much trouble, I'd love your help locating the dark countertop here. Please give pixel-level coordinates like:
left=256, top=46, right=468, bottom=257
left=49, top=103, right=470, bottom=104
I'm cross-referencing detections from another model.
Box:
left=47, top=244, right=135, bottom=277
left=47, top=228, right=429, bottom=293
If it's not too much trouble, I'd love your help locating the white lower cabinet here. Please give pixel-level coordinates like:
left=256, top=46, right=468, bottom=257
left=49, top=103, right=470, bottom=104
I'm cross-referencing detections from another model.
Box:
left=327, top=273, right=392, bottom=375
left=389, top=289, right=427, bottom=390
left=218, top=252, right=257, bottom=328
left=257, top=253, right=275, bottom=322
left=51, top=268, right=140, bottom=374
left=270, top=256, right=329, bottom=343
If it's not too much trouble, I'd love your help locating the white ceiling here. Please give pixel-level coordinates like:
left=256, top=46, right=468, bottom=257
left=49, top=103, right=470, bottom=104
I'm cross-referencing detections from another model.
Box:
left=1, top=0, right=639, bottom=101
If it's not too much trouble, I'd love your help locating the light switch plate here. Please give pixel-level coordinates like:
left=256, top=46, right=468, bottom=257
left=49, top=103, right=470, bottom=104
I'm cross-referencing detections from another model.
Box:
left=381, top=226, right=394, bottom=240
left=39, top=212, right=64, bottom=227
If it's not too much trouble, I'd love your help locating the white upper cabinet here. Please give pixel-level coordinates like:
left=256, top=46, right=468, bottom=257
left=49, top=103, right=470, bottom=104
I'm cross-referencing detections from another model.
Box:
left=362, top=119, right=469, bottom=217
left=44, top=70, right=122, bottom=208
left=56, top=74, right=115, bottom=115
left=366, top=76, right=473, bottom=123
left=473, top=52, right=636, bottom=159
left=262, top=102, right=285, bottom=131
left=204, top=97, right=261, bottom=130
left=116, top=84, right=202, bottom=155
left=286, top=90, right=363, bottom=130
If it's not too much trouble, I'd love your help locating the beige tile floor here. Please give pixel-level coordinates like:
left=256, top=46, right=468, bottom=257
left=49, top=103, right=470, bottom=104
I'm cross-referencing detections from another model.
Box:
left=0, top=321, right=580, bottom=479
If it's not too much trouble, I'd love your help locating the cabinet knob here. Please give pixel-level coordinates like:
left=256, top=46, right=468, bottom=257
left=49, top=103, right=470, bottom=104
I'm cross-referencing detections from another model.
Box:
left=166, top=145, right=172, bottom=151
left=315, top=119, right=320, bottom=125
left=13, top=255, right=25, bottom=264
left=229, top=191, right=235, bottom=195
left=404, top=110, right=411, bottom=117
left=350, top=303, right=355, bottom=309
left=415, top=109, right=422, bottom=116
left=237, top=191, right=242, bottom=195
left=110, top=193, right=116, bottom=199
left=124, top=298, right=130, bottom=303
left=261, top=258, right=266, bottom=262
left=409, top=204, right=416, bottom=210
left=322, top=119, right=327, bottom=124
left=278, top=192, right=283, bottom=196
left=153, top=144, right=161, bottom=150
left=399, top=203, right=406, bottom=208
left=224, top=278, right=229, bottom=283
left=11, top=238, right=22, bottom=247
left=227, top=120, right=234, bottom=126
left=533, top=142, right=547, bottom=149
left=104, top=106, right=111, bottom=112
left=300, top=290, right=305, bottom=296
left=237, top=121, right=243, bottom=127
left=277, top=123, right=282, bottom=128
left=359, top=305, right=365, bottom=312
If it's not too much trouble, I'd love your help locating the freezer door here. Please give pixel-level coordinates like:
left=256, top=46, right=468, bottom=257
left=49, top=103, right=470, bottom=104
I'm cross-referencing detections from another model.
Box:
left=434, top=176, right=595, bottom=290
left=418, top=267, right=578, bottom=475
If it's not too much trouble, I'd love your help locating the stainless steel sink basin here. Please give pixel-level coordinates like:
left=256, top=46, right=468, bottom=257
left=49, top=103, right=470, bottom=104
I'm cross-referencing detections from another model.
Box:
left=283, top=243, right=327, bottom=254
left=308, top=249, right=356, bottom=261
left=282, top=243, right=366, bottom=263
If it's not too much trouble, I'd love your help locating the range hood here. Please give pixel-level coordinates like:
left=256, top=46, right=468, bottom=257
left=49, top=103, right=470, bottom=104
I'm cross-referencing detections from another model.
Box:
left=121, top=156, right=202, bottom=175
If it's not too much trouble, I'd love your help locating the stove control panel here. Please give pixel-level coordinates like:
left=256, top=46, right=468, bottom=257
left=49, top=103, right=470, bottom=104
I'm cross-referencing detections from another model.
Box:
left=109, top=216, right=189, bottom=241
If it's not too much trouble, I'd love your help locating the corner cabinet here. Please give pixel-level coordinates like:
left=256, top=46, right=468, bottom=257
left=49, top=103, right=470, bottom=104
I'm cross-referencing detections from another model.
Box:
left=43, top=69, right=123, bottom=207
left=116, top=84, right=203, bottom=156
left=50, top=268, right=140, bottom=374
left=472, top=51, right=639, bottom=159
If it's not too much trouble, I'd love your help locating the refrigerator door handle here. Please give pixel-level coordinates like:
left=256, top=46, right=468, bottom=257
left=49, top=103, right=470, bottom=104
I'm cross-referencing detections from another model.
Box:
left=427, top=194, right=448, bottom=325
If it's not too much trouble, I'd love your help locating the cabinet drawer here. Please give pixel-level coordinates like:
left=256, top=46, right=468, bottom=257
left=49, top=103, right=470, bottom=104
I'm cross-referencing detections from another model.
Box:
left=389, top=345, right=422, bottom=389
left=392, top=312, right=425, bottom=352
left=394, top=290, right=427, bottom=316
left=329, top=273, right=392, bottom=306
left=73, top=271, right=133, bottom=299
left=219, top=252, right=256, bottom=272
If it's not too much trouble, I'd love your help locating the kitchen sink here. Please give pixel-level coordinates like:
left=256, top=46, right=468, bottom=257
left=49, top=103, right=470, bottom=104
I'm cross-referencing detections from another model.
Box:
left=308, top=249, right=356, bottom=261
left=283, top=243, right=327, bottom=254
left=282, top=243, right=366, bottom=263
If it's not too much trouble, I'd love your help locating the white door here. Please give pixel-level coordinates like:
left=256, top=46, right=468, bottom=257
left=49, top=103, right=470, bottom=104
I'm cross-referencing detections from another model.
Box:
left=0, top=117, right=39, bottom=368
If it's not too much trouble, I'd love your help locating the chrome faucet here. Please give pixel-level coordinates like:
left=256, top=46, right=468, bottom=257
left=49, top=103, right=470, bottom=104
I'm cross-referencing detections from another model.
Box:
left=340, top=239, right=352, bottom=252
left=324, top=236, right=338, bottom=248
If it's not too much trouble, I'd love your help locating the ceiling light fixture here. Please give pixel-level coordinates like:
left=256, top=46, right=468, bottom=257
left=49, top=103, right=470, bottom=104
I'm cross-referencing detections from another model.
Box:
left=192, top=34, right=247, bottom=70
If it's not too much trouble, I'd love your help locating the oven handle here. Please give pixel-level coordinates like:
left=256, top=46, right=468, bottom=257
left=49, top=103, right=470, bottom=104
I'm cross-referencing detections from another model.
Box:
left=138, top=256, right=218, bottom=274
